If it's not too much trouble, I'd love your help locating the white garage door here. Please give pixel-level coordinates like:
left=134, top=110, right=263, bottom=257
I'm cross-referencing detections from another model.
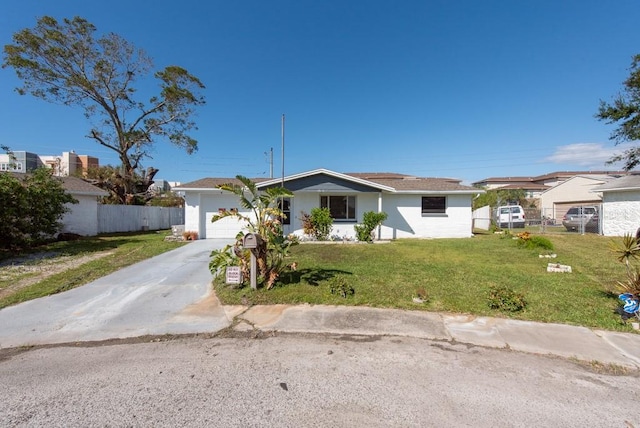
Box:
left=205, top=211, right=246, bottom=239
left=200, top=194, right=247, bottom=239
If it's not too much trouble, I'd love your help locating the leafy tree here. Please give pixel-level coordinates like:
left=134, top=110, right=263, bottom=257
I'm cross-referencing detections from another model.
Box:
left=596, top=54, right=640, bottom=170
left=0, top=168, right=77, bottom=250
left=209, top=176, right=297, bottom=289
left=2, top=16, right=206, bottom=204
left=472, top=187, right=526, bottom=210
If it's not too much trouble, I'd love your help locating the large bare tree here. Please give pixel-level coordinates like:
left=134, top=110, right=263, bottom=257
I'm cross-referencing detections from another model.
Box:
left=2, top=16, right=206, bottom=204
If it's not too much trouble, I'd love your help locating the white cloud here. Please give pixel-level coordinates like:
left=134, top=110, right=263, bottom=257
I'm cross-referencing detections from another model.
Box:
left=545, top=142, right=634, bottom=167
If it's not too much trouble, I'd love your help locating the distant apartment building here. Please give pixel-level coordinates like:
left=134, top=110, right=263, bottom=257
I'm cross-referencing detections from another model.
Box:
left=0, top=151, right=98, bottom=176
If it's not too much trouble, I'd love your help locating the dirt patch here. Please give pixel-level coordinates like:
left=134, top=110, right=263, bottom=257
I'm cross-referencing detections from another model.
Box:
left=0, top=251, right=114, bottom=300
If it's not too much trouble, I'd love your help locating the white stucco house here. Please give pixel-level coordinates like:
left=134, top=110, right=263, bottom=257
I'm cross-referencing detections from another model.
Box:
left=174, top=169, right=483, bottom=240
left=592, top=174, right=640, bottom=237
left=59, top=176, right=109, bottom=236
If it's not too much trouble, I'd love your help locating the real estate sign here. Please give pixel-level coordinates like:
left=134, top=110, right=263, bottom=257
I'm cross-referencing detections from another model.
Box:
left=226, top=266, right=241, bottom=284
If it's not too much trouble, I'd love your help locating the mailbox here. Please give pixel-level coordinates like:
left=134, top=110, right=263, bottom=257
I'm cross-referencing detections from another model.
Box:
left=243, top=233, right=263, bottom=249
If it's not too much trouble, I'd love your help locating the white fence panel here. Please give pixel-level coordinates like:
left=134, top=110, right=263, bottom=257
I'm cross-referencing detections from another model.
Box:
left=97, top=205, right=184, bottom=234
left=472, top=205, right=491, bottom=230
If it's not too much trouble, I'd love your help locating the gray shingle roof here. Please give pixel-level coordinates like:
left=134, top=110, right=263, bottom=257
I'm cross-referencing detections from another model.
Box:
left=7, top=173, right=107, bottom=196
left=593, top=174, right=640, bottom=192
left=176, top=171, right=479, bottom=193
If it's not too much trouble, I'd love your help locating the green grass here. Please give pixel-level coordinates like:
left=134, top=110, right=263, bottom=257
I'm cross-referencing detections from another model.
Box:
left=214, top=232, right=635, bottom=332
left=0, top=230, right=186, bottom=309
left=2, top=229, right=634, bottom=332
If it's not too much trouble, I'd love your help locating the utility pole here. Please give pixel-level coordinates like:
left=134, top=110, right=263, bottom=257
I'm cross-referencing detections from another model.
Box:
left=269, top=147, right=273, bottom=178
left=281, top=114, right=285, bottom=188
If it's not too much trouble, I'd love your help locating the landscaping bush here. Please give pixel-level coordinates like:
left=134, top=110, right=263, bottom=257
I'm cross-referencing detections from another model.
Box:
left=487, top=285, right=527, bottom=312
left=354, top=211, right=388, bottom=242
left=300, top=207, right=333, bottom=240
left=515, top=232, right=554, bottom=251
left=0, top=168, right=77, bottom=250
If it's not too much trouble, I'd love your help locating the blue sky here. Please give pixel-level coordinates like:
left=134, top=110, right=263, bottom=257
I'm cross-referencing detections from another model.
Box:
left=1, top=1, right=640, bottom=185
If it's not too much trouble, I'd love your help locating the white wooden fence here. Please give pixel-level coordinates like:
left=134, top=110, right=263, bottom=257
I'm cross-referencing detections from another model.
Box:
left=97, top=205, right=184, bottom=234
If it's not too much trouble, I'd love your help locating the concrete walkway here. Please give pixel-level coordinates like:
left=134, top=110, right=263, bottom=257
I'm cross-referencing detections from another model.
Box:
left=1, top=239, right=639, bottom=369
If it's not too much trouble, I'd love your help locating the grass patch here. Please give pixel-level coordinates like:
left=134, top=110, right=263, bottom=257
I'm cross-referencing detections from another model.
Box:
left=214, top=233, right=634, bottom=331
left=0, top=230, right=186, bottom=309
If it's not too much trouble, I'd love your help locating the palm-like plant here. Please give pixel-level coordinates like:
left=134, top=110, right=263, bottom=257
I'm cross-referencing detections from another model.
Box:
left=611, top=233, right=640, bottom=295
left=210, top=175, right=296, bottom=289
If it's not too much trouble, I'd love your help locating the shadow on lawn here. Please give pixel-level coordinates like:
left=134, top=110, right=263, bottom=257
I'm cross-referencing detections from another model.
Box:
left=279, top=268, right=353, bottom=286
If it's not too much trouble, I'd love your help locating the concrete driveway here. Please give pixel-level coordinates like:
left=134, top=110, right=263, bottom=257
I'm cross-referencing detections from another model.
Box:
left=0, top=239, right=235, bottom=349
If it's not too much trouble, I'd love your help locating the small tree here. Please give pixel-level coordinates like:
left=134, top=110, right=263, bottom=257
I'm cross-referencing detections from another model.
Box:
left=0, top=168, right=77, bottom=250
left=354, top=211, right=388, bottom=242
left=209, top=176, right=297, bottom=289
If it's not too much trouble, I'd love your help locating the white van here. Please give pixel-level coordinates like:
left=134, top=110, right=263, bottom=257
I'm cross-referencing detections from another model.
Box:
left=496, top=205, right=526, bottom=228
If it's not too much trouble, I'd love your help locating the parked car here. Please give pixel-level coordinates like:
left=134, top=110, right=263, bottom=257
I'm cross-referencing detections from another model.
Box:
left=562, top=206, right=599, bottom=232
left=496, top=205, right=526, bottom=228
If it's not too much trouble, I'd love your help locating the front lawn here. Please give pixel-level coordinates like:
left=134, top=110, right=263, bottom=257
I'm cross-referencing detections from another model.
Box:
left=214, top=232, right=634, bottom=332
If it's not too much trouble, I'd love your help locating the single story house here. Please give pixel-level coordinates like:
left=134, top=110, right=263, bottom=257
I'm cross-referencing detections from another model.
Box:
left=538, top=174, right=618, bottom=222
left=592, top=174, right=640, bottom=237
left=174, top=169, right=482, bottom=240
left=59, top=176, right=109, bottom=236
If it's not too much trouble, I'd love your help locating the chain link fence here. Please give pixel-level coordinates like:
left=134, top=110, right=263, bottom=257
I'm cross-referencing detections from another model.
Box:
left=472, top=204, right=604, bottom=235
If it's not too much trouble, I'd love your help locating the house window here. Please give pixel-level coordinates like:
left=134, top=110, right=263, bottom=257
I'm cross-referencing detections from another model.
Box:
left=422, top=196, right=446, bottom=215
left=320, top=195, right=356, bottom=221
left=278, top=197, right=291, bottom=225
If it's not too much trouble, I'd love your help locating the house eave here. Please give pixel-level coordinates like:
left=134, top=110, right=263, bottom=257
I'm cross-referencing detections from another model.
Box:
left=256, top=168, right=396, bottom=192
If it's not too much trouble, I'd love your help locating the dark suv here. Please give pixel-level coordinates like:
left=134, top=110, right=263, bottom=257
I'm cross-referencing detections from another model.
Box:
left=562, top=206, right=599, bottom=232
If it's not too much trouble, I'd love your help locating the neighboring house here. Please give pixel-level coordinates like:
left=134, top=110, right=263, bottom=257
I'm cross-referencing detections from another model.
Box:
left=472, top=170, right=627, bottom=199
left=174, top=169, right=482, bottom=240
left=538, top=175, right=619, bottom=222
left=592, top=174, right=640, bottom=237
left=59, top=176, right=109, bottom=236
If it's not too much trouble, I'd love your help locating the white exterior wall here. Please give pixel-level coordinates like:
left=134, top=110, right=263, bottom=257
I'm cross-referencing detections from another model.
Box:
left=61, top=195, right=99, bottom=236
left=183, top=192, right=201, bottom=236
left=601, top=191, right=640, bottom=237
left=380, top=193, right=473, bottom=239
left=185, top=190, right=474, bottom=240
left=285, top=192, right=379, bottom=239
left=539, top=176, right=604, bottom=220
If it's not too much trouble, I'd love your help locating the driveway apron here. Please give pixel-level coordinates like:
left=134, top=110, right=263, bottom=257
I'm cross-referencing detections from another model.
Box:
left=0, top=239, right=234, bottom=349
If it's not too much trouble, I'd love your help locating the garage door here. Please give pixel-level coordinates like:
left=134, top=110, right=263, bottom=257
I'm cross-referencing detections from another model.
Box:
left=205, top=211, right=246, bottom=239
left=554, top=201, right=601, bottom=222
left=200, top=194, right=247, bottom=239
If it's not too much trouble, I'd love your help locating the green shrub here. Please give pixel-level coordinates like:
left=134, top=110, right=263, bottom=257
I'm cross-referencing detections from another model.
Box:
left=487, top=285, right=527, bottom=312
left=329, top=276, right=354, bottom=298
left=514, top=232, right=554, bottom=251
left=0, top=168, right=77, bottom=250
left=354, top=211, right=388, bottom=242
left=300, top=208, right=333, bottom=240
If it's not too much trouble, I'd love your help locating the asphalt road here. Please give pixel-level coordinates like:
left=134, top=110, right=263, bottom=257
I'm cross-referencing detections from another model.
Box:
left=1, top=334, right=639, bottom=427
